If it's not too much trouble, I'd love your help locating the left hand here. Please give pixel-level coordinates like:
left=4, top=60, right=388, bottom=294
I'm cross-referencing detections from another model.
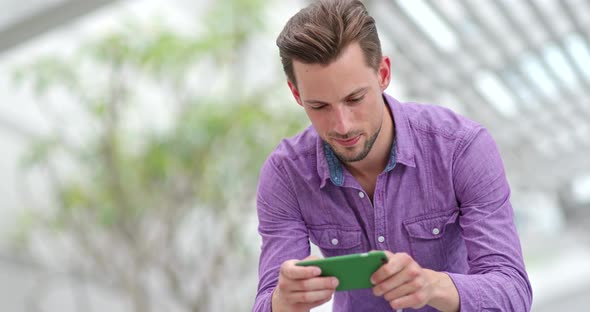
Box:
left=370, top=251, right=459, bottom=311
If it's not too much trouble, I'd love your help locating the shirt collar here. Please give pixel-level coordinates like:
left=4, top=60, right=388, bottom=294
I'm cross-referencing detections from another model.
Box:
left=316, top=93, right=416, bottom=188
left=385, top=93, right=416, bottom=168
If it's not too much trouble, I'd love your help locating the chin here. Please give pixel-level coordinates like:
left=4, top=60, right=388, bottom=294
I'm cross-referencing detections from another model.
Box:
left=335, top=149, right=365, bottom=162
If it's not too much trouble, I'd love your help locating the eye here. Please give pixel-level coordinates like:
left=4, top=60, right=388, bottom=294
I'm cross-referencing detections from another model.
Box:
left=310, top=105, right=326, bottom=110
left=348, top=96, right=364, bottom=103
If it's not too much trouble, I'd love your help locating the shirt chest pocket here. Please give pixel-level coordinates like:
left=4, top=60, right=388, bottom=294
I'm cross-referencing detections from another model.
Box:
left=403, top=210, right=460, bottom=271
left=308, top=227, right=363, bottom=257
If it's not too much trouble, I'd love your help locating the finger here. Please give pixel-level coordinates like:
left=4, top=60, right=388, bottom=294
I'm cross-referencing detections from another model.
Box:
left=307, top=295, right=333, bottom=308
left=292, top=295, right=333, bottom=312
left=382, top=276, right=425, bottom=302
left=303, top=255, right=320, bottom=261
left=371, top=252, right=413, bottom=285
left=287, top=289, right=335, bottom=304
left=291, top=276, right=339, bottom=292
left=388, top=290, right=429, bottom=310
left=373, top=262, right=420, bottom=296
left=281, top=260, right=321, bottom=280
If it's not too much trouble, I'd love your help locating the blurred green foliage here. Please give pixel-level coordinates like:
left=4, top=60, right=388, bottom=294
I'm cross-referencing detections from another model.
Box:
left=12, top=0, right=306, bottom=310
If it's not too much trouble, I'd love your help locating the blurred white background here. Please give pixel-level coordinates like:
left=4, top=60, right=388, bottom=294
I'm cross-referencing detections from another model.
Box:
left=0, top=0, right=589, bottom=311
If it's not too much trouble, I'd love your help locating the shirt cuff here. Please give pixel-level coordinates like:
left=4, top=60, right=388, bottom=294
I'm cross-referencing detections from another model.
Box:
left=446, top=272, right=482, bottom=312
left=252, top=289, right=274, bottom=312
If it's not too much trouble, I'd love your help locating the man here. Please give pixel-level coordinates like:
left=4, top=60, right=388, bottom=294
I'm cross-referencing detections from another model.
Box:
left=253, top=0, right=532, bottom=311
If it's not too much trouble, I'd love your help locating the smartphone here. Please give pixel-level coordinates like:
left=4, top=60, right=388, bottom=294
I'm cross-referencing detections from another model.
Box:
left=296, top=251, right=388, bottom=291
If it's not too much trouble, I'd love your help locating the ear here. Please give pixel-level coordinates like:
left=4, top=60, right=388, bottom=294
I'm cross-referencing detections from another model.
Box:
left=288, top=81, right=304, bottom=106
left=378, top=56, right=391, bottom=92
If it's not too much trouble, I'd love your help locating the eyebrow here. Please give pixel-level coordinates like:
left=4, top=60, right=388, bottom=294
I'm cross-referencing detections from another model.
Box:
left=303, top=87, right=369, bottom=105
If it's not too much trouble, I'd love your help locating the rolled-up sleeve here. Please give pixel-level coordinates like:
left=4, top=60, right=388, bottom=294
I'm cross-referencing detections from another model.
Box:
left=252, top=155, right=311, bottom=312
left=447, top=127, right=533, bottom=311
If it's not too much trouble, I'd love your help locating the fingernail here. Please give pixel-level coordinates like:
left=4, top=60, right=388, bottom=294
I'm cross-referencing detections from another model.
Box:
left=332, top=278, right=339, bottom=287
left=314, top=268, right=321, bottom=275
left=370, top=277, right=375, bottom=284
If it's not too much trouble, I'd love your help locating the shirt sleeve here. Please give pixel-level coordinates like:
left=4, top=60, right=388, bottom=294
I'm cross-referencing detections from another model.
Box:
left=447, top=127, right=533, bottom=311
left=252, top=154, right=311, bottom=312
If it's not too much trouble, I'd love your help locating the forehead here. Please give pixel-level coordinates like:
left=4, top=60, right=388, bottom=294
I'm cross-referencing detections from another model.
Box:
left=292, top=43, right=377, bottom=99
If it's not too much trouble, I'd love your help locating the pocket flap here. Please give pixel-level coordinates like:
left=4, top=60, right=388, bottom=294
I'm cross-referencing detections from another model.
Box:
left=403, top=210, right=459, bottom=240
left=308, top=227, right=361, bottom=249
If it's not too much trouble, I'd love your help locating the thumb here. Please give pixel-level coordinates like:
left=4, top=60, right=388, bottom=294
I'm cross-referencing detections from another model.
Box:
left=303, top=254, right=321, bottom=261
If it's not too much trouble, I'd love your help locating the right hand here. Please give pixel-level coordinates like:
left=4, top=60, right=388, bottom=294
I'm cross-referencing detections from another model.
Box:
left=271, top=255, right=339, bottom=312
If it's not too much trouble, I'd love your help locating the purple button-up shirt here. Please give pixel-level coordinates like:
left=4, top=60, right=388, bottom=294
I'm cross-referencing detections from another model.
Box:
left=253, top=94, right=532, bottom=311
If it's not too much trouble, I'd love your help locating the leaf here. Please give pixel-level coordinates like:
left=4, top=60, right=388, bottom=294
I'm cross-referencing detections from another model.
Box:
left=19, top=138, right=58, bottom=169
left=59, top=183, right=90, bottom=210
left=98, top=204, right=119, bottom=227
left=11, top=209, right=39, bottom=246
left=13, top=56, right=80, bottom=96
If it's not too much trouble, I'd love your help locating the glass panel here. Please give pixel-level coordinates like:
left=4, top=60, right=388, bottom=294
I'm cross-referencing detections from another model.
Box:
left=474, top=71, right=518, bottom=117
left=520, top=53, right=557, bottom=98
left=0, top=0, right=64, bottom=28
left=572, top=174, right=590, bottom=203
left=543, top=42, right=579, bottom=90
left=564, top=33, right=590, bottom=80
left=397, top=0, right=458, bottom=52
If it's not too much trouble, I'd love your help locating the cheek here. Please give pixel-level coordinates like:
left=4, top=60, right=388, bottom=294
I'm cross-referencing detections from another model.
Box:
left=356, top=102, right=381, bottom=129
left=352, top=105, right=371, bottom=124
left=367, top=98, right=384, bottom=120
left=305, top=111, right=328, bottom=131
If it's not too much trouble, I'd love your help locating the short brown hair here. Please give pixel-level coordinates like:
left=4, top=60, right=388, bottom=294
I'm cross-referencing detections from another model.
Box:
left=276, top=0, right=382, bottom=86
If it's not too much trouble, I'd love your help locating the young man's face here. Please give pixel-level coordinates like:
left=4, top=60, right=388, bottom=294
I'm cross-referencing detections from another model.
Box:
left=288, top=42, right=391, bottom=163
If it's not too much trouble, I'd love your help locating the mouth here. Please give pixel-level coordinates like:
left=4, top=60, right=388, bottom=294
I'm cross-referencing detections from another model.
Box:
left=333, top=135, right=361, bottom=147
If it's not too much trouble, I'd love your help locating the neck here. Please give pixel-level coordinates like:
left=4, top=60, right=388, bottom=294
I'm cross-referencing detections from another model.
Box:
left=345, top=101, right=394, bottom=179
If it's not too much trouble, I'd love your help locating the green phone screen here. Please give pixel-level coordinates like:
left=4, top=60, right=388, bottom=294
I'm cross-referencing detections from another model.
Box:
left=296, top=251, right=388, bottom=291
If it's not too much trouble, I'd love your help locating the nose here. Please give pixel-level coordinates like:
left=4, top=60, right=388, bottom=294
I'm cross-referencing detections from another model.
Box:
left=331, top=104, right=352, bottom=136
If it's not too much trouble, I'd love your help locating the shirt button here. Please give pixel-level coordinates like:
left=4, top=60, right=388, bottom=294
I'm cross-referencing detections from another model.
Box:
left=358, top=191, right=365, bottom=199
left=378, top=236, right=385, bottom=243
left=432, top=228, right=440, bottom=235
left=331, top=238, right=339, bottom=245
